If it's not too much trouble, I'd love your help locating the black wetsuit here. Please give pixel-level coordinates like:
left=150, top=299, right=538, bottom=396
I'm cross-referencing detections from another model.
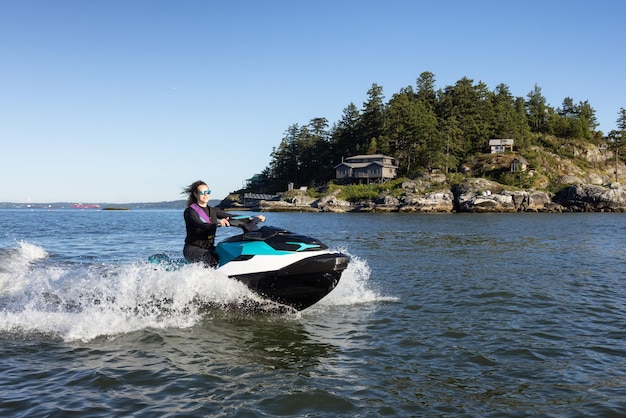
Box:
left=183, top=205, right=234, bottom=267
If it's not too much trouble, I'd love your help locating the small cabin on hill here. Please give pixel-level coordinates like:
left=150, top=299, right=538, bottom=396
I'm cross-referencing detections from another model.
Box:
left=510, top=157, right=529, bottom=172
left=334, top=154, right=398, bottom=184
left=489, top=139, right=514, bottom=153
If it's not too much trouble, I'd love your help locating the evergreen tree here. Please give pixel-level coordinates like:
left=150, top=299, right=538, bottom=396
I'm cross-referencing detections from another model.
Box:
left=416, top=71, right=437, bottom=109
left=385, top=90, right=418, bottom=175
left=420, top=116, right=446, bottom=174
left=576, top=100, right=598, bottom=139
left=611, top=107, right=626, bottom=158
left=491, top=83, right=519, bottom=139
left=356, top=83, right=386, bottom=154
left=526, top=84, right=549, bottom=133
left=267, top=124, right=301, bottom=191
left=438, top=116, right=462, bottom=174
left=302, top=117, right=334, bottom=186
left=513, top=97, right=532, bottom=149
left=606, top=108, right=626, bottom=181
left=616, top=107, right=626, bottom=134
left=331, top=103, right=361, bottom=159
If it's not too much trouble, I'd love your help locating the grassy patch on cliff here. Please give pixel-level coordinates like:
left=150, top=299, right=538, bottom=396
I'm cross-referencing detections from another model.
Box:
left=325, top=179, right=406, bottom=202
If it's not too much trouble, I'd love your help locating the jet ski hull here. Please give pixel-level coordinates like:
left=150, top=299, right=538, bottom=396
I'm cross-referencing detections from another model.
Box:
left=224, top=252, right=350, bottom=311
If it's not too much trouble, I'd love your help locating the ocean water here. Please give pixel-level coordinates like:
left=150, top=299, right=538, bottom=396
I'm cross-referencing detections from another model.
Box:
left=1, top=209, right=626, bottom=417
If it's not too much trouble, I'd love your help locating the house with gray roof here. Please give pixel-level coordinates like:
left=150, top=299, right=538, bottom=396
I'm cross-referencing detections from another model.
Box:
left=334, top=154, right=398, bottom=184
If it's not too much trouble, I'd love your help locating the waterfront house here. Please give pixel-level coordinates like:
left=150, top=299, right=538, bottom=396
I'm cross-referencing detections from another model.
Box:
left=334, top=154, right=398, bottom=184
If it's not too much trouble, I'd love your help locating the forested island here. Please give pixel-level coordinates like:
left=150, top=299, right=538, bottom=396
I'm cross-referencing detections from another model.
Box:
left=225, top=71, right=626, bottom=212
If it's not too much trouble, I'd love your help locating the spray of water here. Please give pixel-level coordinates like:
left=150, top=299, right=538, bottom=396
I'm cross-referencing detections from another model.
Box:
left=0, top=242, right=382, bottom=342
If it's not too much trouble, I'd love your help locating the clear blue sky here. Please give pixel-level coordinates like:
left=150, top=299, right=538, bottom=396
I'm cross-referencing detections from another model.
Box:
left=1, top=0, right=624, bottom=203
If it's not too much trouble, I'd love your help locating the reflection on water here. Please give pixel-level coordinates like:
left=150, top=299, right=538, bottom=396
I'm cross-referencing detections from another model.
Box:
left=199, top=314, right=337, bottom=371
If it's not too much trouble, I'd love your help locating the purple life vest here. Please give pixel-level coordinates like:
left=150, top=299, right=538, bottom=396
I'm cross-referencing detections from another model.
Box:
left=190, top=203, right=212, bottom=224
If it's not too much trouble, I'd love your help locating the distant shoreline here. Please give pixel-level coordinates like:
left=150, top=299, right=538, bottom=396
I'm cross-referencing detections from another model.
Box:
left=0, top=199, right=229, bottom=210
left=0, top=200, right=190, bottom=210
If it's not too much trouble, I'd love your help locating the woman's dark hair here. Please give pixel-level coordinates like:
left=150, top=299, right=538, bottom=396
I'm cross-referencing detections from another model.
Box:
left=182, top=180, right=207, bottom=207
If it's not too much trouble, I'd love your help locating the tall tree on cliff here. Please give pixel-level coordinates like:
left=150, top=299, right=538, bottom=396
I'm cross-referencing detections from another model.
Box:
left=525, top=84, right=549, bottom=133
left=616, top=107, right=626, bottom=137
left=575, top=100, right=598, bottom=139
left=356, top=83, right=386, bottom=154
left=298, top=117, right=334, bottom=186
left=265, top=124, right=301, bottom=192
left=606, top=108, right=626, bottom=182
left=385, top=87, right=439, bottom=176
left=385, top=88, right=419, bottom=175
left=331, top=103, right=361, bottom=160
left=415, top=71, right=438, bottom=109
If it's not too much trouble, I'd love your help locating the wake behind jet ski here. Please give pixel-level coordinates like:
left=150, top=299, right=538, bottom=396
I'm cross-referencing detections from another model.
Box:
left=150, top=216, right=350, bottom=311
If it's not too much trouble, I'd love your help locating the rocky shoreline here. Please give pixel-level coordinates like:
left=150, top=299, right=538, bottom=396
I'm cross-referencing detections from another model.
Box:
left=223, top=179, right=626, bottom=213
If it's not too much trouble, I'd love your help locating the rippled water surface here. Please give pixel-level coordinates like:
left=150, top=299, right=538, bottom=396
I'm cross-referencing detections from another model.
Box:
left=1, top=210, right=626, bottom=416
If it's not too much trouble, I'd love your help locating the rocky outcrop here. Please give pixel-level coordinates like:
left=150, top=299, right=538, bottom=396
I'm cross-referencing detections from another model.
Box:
left=453, top=178, right=558, bottom=212
left=258, top=199, right=318, bottom=212
left=399, top=191, right=454, bottom=213
left=553, top=183, right=626, bottom=212
left=234, top=181, right=626, bottom=213
left=315, top=196, right=353, bottom=213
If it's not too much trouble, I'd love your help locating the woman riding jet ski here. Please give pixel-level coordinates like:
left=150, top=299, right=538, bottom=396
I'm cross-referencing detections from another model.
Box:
left=171, top=181, right=349, bottom=310
left=150, top=216, right=349, bottom=311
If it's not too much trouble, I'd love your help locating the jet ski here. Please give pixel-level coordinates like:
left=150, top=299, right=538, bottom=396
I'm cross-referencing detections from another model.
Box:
left=150, top=216, right=350, bottom=311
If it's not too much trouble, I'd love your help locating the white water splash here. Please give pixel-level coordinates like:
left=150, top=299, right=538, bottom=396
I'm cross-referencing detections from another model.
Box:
left=0, top=242, right=258, bottom=341
left=0, top=243, right=382, bottom=342
left=0, top=241, right=49, bottom=295
left=316, top=254, right=397, bottom=308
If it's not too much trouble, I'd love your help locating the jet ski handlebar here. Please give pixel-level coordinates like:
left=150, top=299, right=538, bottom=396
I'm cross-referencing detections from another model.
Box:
left=225, top=215, right=261, bottom=232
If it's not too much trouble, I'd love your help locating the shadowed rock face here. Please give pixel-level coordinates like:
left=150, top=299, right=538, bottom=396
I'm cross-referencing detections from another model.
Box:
left=553, top=184, right=626, bottom=212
